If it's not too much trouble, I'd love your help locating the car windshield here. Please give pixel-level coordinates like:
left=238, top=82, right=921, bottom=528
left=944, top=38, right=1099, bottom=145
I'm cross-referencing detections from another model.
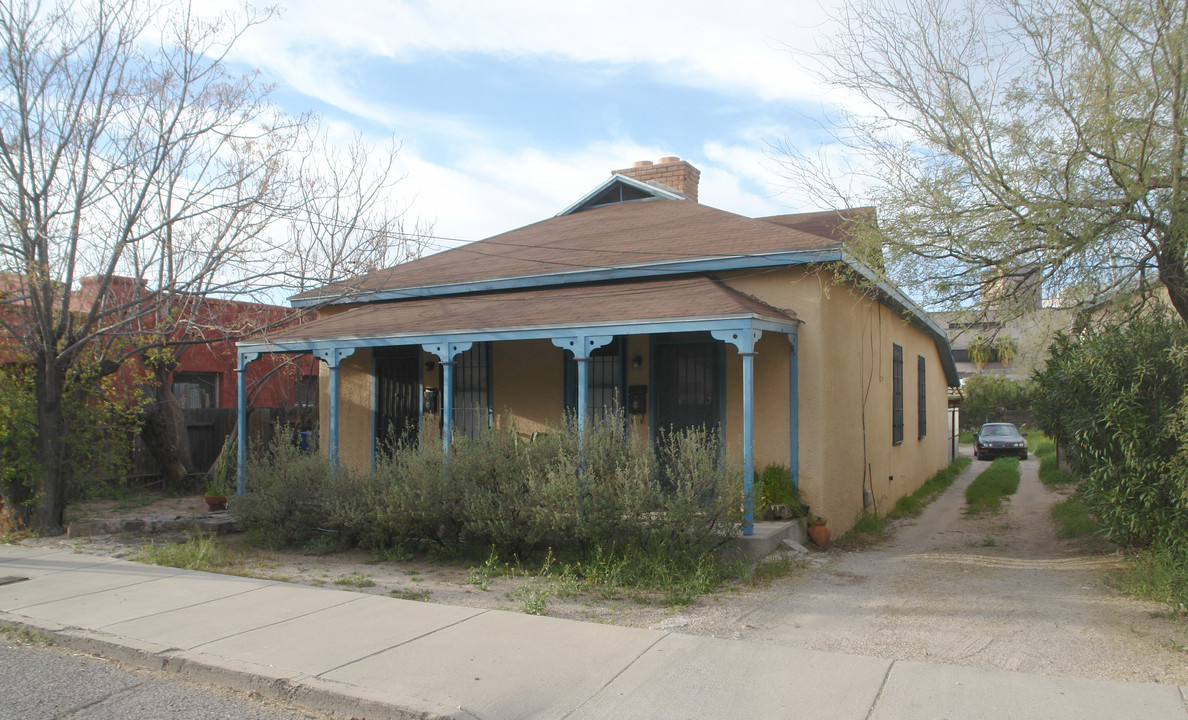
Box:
left=980, top=424, right=1020, bottom=438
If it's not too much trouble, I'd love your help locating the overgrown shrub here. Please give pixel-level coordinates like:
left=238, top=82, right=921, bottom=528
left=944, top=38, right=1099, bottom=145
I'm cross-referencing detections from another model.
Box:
left=233, top=436, right=339, bottom=548
left=756, top=464, right=803, bottom=513
left=1031, top=312, right=1188, bottom=551
left=235, top=410, right=741, bottom=561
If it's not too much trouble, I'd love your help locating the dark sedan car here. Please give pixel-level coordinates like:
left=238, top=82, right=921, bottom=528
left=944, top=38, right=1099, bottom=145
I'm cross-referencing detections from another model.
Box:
left=975, top=423, right=1028, bottom=460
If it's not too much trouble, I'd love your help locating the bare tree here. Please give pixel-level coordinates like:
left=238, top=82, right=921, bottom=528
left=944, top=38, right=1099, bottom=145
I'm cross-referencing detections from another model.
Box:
left=0, top=0, right=419, bottom=532
left=777, top=0, right=1188, bottom=324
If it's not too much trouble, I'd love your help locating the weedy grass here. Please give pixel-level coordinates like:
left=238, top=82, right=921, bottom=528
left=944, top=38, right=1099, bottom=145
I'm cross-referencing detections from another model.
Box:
left=1110, top=546, right=1188, bottom=612
left=334, top=572, right=375, bottom=588
left=135, top=534, right=243, bottom=572
left=837, top=512, right=888, bottom=548
left=0, top=624, right=52, bottom=646
left=889, top=456, right=972, bottom=519
left=965, top=458, right=1021, bottom=513
left=1051, top=494, right=1101, bottom=539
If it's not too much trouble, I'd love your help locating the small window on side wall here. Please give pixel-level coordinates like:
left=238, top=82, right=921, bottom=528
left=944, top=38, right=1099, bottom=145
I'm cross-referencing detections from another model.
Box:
left=918, top=355, right=927, bottom=439
left=892, top=344, right=904, bottom=445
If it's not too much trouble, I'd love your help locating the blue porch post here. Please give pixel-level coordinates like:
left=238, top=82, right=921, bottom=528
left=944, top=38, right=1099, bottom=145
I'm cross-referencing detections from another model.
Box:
left=788, top=332, right=800, bottom=490
left=313, top=347, right=356, bottom=467
left=551, top=335, right=613, bottom=438
left=741, top=348, right=756, bottom=534
left=442, top=358, right=455, bottom=450
left=235, top=351, right=259, bottom=496
left=711, top=328, right=761, bottom=536
left=422, top=341, right=473, bottom=453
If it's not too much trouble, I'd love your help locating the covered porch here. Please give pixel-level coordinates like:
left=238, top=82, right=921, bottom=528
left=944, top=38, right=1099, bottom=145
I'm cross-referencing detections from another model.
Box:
left=236, top=277, right=800, bottom=535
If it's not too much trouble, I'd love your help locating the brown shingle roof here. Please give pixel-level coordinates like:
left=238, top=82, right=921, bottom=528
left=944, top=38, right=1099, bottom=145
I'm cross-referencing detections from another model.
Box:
left=291, top=199, right=839, bottom=303
left=758, top=207, right=875, bottom=240
left=268, top=276, right=796, bottom=343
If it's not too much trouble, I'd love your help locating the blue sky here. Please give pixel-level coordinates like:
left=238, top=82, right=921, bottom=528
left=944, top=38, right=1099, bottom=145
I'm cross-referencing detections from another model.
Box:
left=225, top=0, right=851, bottom=247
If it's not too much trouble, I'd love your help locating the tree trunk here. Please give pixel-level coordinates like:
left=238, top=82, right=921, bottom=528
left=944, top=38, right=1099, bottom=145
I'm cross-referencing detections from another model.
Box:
left=139, top=365, right=193, bottom=490
left=32, top=357, right=68, bottom=535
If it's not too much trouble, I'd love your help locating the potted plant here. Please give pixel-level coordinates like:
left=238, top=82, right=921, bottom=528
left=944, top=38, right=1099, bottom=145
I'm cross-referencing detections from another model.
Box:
left=204, top=439, right=235, bottom=512
left=967, top=334, right=992, bottom=370
left=996, top=336, right=1018, bottom=368
left=807, top=515, right=832, bottom=548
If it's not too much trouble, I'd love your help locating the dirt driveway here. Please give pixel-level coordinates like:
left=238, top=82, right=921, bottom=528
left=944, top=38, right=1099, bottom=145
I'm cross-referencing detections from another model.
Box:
left=663, top=450, right=1188, bottom=684
left=43, top=449, right=1188, bottom=685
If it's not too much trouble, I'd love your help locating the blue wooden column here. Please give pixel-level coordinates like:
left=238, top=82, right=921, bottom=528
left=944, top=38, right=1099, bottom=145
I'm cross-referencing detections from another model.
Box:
left=788, top=331, right=800, bottom=490
left=551, top=334, right=613, bottom=437
left=712, top=328, right=762, bottom=536
left=422, top=341, right=473, bottom=452
left=313, top=347, right=357, bottom=467
left=235, top=351, right=259, bottom=496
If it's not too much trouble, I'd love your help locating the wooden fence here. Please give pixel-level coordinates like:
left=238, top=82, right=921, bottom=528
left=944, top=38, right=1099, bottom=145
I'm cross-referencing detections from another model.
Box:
left=126, top=406, right=315, bottom=486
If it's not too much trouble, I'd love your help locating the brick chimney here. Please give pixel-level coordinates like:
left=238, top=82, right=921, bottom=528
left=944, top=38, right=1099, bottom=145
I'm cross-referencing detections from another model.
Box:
left=612, top=156, right=700, bottom=202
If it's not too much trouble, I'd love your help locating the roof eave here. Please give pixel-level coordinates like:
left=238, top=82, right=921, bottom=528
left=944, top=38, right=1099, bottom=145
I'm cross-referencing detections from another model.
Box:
left=288, top=248, right=846, bottom=308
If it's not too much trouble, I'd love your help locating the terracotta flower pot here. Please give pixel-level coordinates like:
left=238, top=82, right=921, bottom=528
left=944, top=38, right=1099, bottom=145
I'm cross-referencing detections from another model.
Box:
left=204, top=494, right=227, bottom=512
left=807, top=519, right=832, bottom=548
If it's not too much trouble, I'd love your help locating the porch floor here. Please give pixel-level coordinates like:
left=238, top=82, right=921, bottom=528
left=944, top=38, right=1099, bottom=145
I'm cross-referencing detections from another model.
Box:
left=723, top=519, right=808, bottom=562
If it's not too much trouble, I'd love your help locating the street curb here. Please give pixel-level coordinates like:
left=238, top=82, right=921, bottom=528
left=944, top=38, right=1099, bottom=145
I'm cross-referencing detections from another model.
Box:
left=0, top=611, right=435, bottom=720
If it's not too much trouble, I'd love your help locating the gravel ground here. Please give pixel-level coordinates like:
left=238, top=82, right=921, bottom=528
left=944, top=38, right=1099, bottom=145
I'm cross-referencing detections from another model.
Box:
left=37, top=448, right=1188, bottom=686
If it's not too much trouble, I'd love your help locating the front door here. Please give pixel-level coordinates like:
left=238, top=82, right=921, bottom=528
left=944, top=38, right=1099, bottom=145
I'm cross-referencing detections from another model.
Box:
left=375, top=346, right=421, bottom=449
left=653, top=338, right=720, bottom=437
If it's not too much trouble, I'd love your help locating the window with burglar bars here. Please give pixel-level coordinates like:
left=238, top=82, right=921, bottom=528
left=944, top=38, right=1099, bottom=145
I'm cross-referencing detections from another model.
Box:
left=917, top=355, right=927, bottom=439
left=892, top=344, right=904, bottom=445
left=564, top=337, right=626, bottom=421
left=452, top=343, right=491, bottom=441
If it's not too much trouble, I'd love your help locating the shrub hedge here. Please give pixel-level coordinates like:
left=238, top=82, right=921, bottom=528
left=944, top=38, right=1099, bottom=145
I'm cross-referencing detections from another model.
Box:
left=1031, top=312, right=1188, bottom=552
left=233, top=412, right=742, bottom=560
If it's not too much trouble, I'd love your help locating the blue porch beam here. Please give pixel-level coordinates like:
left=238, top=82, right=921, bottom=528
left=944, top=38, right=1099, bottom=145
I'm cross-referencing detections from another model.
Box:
left=235, top=351, right=260, bottom=496
left=422, top=341, right=473, bottom=452
left=551, top=335, right=613, bottom=437
left=236, top=316, right=798, bottom=357
left=312, top=347, right=357, bottom=467
left=711, top=328, right=762, bottom=536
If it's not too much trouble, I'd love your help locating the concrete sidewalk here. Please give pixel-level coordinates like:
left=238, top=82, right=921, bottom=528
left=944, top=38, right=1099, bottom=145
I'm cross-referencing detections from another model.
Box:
left=2, top=544, right=1185, bottom=720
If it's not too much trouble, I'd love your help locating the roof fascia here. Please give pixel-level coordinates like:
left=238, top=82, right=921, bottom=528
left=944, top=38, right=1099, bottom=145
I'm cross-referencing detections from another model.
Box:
left=554, top=173, right=687, bottom=218
left=839, top=251, right=961, bottom=387
left=289, top=249, right=845, bottom=308
left=238, top=314, right=801, bottom=356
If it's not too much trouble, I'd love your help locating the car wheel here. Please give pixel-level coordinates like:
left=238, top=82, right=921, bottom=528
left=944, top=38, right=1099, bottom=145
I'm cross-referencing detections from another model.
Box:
left=1021, top=452, right=1028, bottom=460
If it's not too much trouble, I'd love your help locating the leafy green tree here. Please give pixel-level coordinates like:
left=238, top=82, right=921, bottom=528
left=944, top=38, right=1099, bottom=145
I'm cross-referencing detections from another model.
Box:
left=780, top=0, right=1188, bottom=323
left=960, top=373, right=1031, bottom=430
left=0, top=357, right=144, bottom=530
left=1031, top=313, right=1188, bottom=550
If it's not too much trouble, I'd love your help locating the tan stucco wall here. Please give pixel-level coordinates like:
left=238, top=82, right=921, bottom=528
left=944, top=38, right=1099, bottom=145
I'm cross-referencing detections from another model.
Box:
left=314, top=267, right=951, bottom=534
left=492, top=339, right=565, bottom=436
left=722, top=267, right=951, bottom=533
left=317, top=347, right=373, bottom=473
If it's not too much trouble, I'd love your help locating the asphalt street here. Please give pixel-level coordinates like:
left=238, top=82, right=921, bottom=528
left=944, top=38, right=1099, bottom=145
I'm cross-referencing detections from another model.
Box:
left=0, top=639, right=333, bottom=720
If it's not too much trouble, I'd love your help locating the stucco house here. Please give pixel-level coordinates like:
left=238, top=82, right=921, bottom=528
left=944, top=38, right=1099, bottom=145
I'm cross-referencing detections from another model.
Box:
left=236, top=157, right=960, bottom=535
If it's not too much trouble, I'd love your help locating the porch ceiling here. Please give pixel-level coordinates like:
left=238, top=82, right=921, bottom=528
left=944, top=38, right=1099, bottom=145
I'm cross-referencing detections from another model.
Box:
left=251, top=276, right=797, bottom=349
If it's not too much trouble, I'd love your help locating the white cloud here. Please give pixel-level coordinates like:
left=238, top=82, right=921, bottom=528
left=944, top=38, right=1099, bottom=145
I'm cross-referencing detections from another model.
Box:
left=229, top=0, right=838, bottom=114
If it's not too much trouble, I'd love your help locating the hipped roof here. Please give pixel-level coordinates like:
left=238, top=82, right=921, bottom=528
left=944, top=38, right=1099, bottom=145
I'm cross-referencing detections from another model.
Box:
left=267, top=276, right=796, bottom=343
left=291, top=200, right=852, bottom=306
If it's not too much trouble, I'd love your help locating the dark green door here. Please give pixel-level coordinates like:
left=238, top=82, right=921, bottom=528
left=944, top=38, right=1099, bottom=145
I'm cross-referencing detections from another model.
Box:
left=654, top=339, right=720, bottom=436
